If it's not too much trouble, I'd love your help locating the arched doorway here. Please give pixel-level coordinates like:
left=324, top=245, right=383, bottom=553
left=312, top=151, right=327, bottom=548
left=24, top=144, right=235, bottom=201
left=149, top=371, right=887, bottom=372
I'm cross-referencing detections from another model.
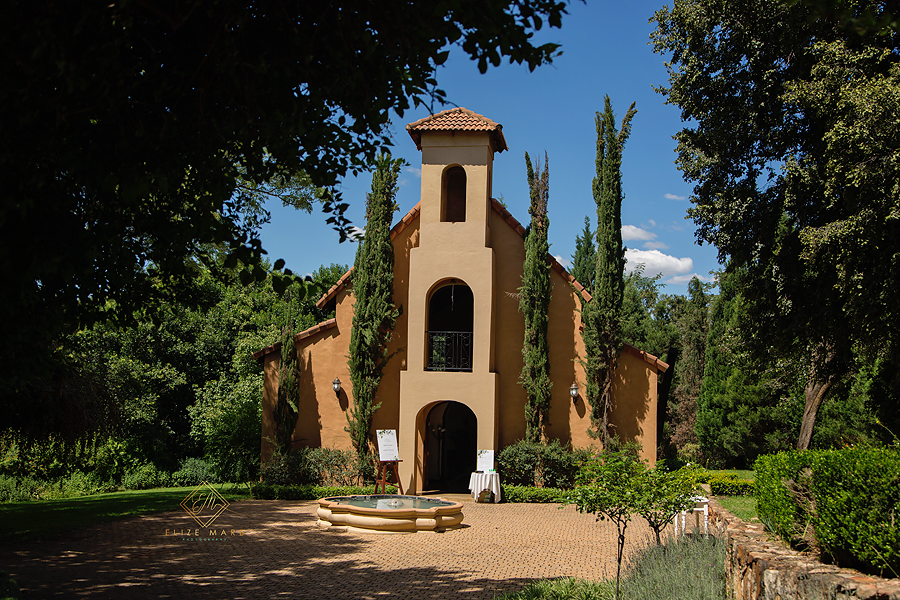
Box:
left=424, top=401, right=477, bottom=492
left=426, top=281, right=474, bottom=371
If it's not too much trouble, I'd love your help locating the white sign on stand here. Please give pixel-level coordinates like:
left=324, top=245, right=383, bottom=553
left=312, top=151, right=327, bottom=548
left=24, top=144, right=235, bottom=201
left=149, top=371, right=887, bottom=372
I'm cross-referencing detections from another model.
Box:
left=376, top=430, right=399, bottom=462
left=476, top=449, right=495, bottom=472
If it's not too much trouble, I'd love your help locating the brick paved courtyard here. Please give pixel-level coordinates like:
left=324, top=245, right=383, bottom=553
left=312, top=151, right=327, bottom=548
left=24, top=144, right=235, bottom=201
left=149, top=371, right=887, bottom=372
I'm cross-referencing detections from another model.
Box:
left=1, top=497, right=661, bottom=599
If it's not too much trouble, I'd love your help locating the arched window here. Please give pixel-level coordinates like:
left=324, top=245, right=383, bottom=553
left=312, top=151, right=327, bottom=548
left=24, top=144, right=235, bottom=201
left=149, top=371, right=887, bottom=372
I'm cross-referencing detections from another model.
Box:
left=426, top=281, right=473, bottom=371
left=442, top=166, right=466, bottom=223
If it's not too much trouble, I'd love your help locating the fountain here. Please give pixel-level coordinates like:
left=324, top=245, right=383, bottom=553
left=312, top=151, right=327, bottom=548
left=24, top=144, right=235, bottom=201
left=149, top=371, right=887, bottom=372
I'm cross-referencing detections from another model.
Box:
left=316, top=495, right=464, bottom=533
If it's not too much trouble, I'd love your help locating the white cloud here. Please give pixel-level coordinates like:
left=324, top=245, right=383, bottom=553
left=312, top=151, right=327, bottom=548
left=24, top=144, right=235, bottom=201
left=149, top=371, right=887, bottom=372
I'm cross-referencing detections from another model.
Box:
left=643, top=240, right=669, bottom=250
left=665, top=193, right=686, bottom=201
left=398, top=166, right=422, bottom=187
left=643, top=219, right=657, bottom=228
left=666, top=272, right=716, bottom=284
left=554, top=254, right=571, bottom=269
left=621, top=225, right=657, bottom=241
left=624, top=249, right=693, bottom=278
left=347, top=225, right=365, bottom=241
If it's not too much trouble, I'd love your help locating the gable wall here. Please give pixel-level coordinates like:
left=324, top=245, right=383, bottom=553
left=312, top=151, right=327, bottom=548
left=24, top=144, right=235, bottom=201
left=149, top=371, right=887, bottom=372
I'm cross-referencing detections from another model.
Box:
left=260, top=218, right=418, bottom=461
left=262, top=207, right=659, bottom=468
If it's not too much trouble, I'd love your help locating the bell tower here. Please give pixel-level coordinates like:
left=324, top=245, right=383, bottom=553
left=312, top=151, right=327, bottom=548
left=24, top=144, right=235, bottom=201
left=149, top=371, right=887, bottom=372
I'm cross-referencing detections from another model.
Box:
left=398, top=108, right=508, bottom=493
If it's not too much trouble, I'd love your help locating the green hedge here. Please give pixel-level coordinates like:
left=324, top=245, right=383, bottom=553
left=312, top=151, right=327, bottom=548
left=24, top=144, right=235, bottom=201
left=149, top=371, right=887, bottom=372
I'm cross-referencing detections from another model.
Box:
left=501, top=484, right=566, bottom=503
left=251, top=483, right=397, bottom=500
left=755, top=448, right=900, bottom=575
left=496, top=440, right=589, bottom=489
left=709, top=474, right=755, bottom=496
left=754, top=451, right=818, bottom=544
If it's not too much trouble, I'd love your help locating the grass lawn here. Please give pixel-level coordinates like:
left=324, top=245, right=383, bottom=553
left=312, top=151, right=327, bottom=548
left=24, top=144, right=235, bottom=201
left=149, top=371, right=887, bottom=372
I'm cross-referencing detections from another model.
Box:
left=0, top=484, right=251, bottom=544
left=717, top=495, right=758, bottom=521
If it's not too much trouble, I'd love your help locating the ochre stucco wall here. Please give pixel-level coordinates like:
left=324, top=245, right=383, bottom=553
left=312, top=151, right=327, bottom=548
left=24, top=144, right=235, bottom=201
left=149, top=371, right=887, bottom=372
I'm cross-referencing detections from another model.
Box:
left=261, top=204, right=662, bottom=474
left=398, top=130, right=502, bottom=492
left=259, top=120, right=663, bottom=482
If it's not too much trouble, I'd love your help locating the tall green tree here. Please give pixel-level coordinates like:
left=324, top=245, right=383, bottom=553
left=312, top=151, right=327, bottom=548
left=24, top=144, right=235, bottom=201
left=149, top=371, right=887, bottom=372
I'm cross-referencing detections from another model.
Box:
left=696, top=271, right=779, bottom=467
left=571, top=216, right=596, bottom=296
left=0, top=0, right=569, bottom=429
left=652, top=0, right=900, bottom=449
left=620, top=264, right=679, bottom=360
left=520, top=152, right=553, bottom=443
left=581, top=97, right=637, bottom=442
left=669, top=277, right=710, bottom=451
left=347, top=154, right=402, bottom=459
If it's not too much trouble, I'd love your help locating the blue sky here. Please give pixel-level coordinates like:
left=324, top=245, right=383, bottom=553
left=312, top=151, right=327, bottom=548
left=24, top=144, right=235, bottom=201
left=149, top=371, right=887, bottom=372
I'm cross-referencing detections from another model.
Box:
left=259, top=0, right=721, bottom=296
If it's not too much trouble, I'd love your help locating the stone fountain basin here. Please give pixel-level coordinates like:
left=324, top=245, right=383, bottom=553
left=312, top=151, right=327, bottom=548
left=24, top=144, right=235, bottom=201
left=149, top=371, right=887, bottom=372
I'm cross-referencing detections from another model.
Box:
left=316, top=495, right=464, bottom=533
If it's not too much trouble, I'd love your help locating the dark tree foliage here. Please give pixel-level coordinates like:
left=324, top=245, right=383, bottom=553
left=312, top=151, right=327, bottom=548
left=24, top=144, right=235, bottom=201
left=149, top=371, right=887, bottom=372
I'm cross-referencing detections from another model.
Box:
left=669, top=277, right=710, bottom=450
left=580, top=96, right=637, bottom=442
left=696, top=271, right=781, bottom=468
left=652, top=0, right=900, bottom=448
left=519, top=152, right=553, bottom=443
left=571, top=216, right=597, bottom=297
left=620, top=264, right=679, bottom=360
left=274, top=305, right=301, bottom=457
left=0, top=0, right=568, bottom=428
left=347, top=155, right=402, bottom=458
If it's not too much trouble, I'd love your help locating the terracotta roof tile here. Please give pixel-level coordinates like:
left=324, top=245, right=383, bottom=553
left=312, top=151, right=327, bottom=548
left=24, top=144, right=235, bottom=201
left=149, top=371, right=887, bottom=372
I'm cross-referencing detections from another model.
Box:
left=251, top=318, right=340, bottom=361
left=623, top=343, right=670, bottom=373
left=251, top=342, right=280, bottom=361
left=406, top=107, right=508, bottom=153
left=295, top=318, right=337, bottom=343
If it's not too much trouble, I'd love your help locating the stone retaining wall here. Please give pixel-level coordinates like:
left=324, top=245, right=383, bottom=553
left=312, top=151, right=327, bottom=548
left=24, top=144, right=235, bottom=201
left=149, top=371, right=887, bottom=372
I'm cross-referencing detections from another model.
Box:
left=708, top=499, right=900, bottom=600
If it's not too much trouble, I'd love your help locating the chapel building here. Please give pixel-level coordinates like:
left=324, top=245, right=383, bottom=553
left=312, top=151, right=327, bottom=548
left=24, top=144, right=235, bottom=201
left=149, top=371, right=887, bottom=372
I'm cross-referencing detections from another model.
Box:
left=254, top=108, right=668, bottom=493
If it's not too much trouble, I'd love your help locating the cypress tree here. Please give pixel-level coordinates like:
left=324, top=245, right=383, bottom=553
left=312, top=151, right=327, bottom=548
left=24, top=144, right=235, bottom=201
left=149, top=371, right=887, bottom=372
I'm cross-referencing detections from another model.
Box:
left=581, top=96, right=636, bottom=443
left=274, top=294, right=301, bottom=455
left=519, top=152, right=553, bottom=443
left=346, top=153, right=402, bottom=459
left=571, top=215, right=596, bottom=297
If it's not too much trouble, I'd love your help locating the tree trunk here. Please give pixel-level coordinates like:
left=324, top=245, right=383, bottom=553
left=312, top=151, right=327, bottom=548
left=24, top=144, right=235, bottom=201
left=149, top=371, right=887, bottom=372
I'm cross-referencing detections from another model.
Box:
left=796, top=374, right=833, bottom=450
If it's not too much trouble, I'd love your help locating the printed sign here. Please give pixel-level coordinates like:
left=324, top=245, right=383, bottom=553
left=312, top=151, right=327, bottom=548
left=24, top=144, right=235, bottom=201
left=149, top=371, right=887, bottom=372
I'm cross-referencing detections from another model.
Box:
left=376, top=429, right=400, bottom=462
left=476, top=449, right=494, bottom=472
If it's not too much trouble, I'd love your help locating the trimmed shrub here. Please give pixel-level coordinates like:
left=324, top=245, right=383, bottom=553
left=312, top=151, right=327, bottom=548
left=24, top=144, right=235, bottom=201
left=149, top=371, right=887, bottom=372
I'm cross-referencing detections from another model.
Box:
left=307, top=447, right=365, bottom=486
left=251, top=483, right=397, bottom=500
left=691, top=467, right=714, bottom=484
left=497, top=441, right=541, bottom=486
left=755, top=448, right=900, bottom=576
left=260, top=447, right=368, bottom=486
left=754, top=451, right=816, bottom=544
left=709, top=475, right=754, bottom=496
left=497, top=440, right=588, bottom=489
left=808, top=447, right=900, bottom=574
left=540, top=440, right=590, bottom=489
left=172, top=458, right=218, bottom=487
left=501, top=484, right=565, bottom=503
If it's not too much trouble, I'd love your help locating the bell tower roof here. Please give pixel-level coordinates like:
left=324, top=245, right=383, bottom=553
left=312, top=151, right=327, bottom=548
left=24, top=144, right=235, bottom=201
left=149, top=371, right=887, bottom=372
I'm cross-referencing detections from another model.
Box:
left=406, top=107, right=508, bottom=153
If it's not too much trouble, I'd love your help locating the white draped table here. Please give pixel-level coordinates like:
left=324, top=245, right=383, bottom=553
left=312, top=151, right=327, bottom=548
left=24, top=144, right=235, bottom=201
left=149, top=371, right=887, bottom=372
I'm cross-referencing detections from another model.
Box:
left=468, top=472, right=501, bottom=503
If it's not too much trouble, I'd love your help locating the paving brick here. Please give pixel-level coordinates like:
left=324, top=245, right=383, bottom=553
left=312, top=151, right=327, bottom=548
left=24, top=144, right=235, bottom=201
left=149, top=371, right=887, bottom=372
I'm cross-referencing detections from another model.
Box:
left=1, top=497, right=666, bottom=599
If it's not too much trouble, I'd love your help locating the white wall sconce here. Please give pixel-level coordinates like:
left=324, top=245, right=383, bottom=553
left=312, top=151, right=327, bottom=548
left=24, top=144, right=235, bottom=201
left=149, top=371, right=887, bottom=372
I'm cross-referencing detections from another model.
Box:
left=569, top=382, right=579, bottom=404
